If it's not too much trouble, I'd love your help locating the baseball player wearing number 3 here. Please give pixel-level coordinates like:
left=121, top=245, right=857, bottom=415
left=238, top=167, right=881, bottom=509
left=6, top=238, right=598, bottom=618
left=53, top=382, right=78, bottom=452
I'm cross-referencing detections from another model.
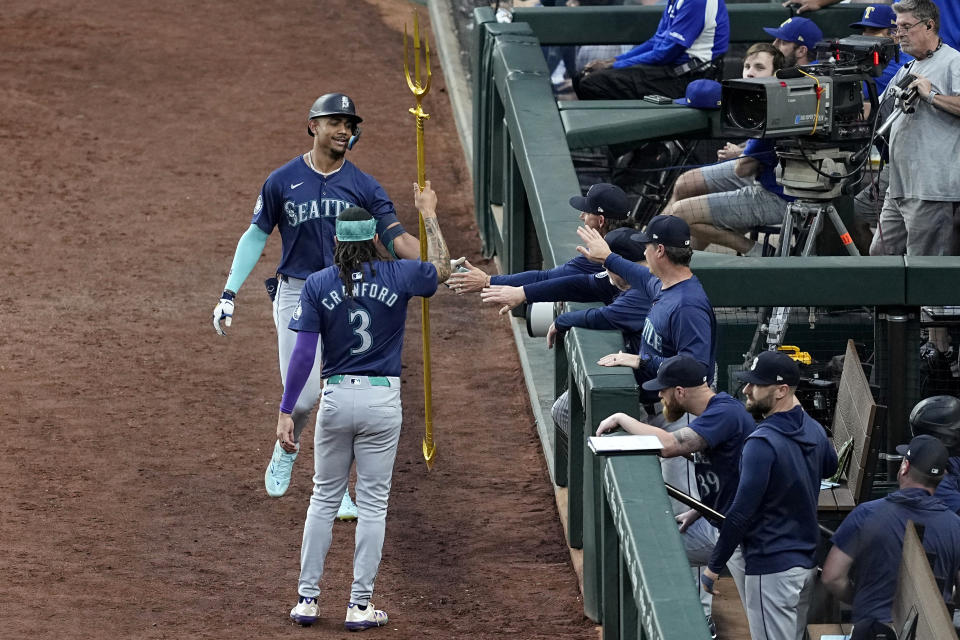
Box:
left=281, top=182, right=450, bottom=628
left=211, top=94, right=422, bottom=511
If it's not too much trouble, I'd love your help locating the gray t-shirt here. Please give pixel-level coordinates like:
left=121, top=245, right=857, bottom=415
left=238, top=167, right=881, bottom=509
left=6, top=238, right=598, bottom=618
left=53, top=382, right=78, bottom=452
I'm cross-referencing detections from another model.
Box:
left=883, top=44, right=960, bottom=201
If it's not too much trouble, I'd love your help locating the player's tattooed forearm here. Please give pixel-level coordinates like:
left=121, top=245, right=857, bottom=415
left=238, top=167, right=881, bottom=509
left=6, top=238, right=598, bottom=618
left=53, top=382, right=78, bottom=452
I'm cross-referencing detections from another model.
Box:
left=673, top=427, right=707, bottom=454
left=423, top=217, right=451, bottom=282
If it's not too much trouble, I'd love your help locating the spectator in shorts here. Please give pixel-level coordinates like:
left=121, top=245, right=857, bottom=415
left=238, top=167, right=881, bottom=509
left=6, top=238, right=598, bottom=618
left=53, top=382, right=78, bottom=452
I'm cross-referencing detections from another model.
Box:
left=662, top=43, right=784, bottom=222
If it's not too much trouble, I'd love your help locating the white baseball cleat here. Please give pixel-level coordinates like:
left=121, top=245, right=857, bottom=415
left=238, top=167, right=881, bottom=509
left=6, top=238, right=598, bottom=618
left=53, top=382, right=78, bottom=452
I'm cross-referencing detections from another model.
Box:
left=344, top=602, right=388, bottom=631
left=265, top=440, right=298, bottom=497
left=290, top=596, right=319, bottom=625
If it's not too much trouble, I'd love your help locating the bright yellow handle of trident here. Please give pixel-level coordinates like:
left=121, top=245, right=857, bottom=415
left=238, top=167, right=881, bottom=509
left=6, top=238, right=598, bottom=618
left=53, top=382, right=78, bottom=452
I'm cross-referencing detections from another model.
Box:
left=404, top=11, right=435, bottom=469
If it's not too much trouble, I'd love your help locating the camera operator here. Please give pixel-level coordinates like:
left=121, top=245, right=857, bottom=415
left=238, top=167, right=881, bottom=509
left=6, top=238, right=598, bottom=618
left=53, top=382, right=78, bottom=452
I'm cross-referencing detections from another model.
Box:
left=870, top=0, right=960, bottom=260
left=786, top=0, right=959, bottom=50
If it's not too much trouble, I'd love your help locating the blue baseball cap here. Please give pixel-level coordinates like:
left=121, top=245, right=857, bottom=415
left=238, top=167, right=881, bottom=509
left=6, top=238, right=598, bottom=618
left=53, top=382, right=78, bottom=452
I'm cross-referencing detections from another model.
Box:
left=849, top=4, right=896, bottom=30
left=632, top=214, right=691, bottom=248
left=569, top=183, right=630, bottom=219
left=735, top=351, right=801, bottom=387
left=641, top=355, right=709, bottom=391
left=673, top=79, right=722, bottom=109
left=896, top=435, right=949, bottom=477
left=604, top=227, right=646, bottom=262
left=763, top=17, right=823, bottom=47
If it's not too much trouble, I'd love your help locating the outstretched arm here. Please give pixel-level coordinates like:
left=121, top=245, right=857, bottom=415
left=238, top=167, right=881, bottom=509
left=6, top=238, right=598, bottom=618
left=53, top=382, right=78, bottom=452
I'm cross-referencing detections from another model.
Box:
left=213, top=224, right=270, bottom=336
left=414, top=181, right=451, bottom=283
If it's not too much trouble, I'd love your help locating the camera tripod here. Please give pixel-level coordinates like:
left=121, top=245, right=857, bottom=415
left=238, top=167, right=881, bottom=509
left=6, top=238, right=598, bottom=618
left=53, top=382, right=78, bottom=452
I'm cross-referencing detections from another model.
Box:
left=747, top=146, right=861, bottom=360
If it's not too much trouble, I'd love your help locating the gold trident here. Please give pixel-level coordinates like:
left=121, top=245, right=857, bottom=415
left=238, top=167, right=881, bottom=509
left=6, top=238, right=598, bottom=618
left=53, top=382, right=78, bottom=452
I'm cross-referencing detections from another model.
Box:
left=404, top=10, right=436, bottom=469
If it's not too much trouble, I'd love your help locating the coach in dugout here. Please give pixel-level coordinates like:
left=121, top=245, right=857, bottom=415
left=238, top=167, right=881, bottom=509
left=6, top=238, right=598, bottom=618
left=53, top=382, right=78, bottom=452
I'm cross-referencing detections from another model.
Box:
left=575, top=0, right=729, bottom=101
left=821, top=434, right=960, bottom=639
left=702, top=351, right=838, bottom=640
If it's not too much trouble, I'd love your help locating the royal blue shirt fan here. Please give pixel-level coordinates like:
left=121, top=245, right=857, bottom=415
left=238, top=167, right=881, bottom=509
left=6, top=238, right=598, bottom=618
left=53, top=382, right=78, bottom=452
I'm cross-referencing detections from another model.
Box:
left=615, top=0, right=730, bottom=68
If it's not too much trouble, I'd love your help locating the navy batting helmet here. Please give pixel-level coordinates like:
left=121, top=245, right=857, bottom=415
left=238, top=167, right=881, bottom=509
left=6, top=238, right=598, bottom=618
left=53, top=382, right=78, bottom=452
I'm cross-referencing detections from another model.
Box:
left=307, top=93, right=362, bottom=136
left=909, top=395, right=960, bottom=455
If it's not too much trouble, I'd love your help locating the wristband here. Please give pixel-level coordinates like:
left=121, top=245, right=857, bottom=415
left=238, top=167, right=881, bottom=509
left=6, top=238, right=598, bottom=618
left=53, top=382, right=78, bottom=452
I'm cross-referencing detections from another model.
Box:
left=221, top=290, right=235, bottom=301
left=700, top=572, right=715, bottom=594
left=925, top=89, right=939, bottom=105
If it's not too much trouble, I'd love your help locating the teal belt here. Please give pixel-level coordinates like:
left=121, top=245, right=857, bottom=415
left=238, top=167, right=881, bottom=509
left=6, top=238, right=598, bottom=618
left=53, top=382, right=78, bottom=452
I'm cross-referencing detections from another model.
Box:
left=326, top=375, right=391, bottom=387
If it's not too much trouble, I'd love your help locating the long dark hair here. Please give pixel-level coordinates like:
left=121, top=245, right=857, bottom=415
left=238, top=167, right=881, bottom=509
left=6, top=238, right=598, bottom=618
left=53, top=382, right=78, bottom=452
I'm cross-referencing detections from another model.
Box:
left=335, top=207, right=385, bottom=299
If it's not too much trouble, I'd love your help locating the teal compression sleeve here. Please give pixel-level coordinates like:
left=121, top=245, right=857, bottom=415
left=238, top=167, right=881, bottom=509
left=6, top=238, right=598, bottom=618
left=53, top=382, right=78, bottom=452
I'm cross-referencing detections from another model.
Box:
left=224, top=224, right=270, bottom=293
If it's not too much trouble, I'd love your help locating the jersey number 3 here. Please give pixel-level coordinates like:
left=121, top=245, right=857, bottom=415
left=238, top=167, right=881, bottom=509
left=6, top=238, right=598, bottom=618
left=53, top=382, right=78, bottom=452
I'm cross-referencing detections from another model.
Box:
left=349, top=309, right=373, bottom=355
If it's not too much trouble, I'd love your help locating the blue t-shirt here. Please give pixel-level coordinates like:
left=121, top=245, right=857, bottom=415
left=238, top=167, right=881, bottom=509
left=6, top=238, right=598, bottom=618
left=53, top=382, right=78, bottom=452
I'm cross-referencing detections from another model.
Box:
left=615, top=0, right=729, bottom=68
left=743, top=138, right=794, bottom=202
left=831, top=487, right=960, bottom=624
left=689, top=392, right=755, bottom=519
left=605, top=254, right=716, bottom=402
left=290, top=260, right=437, bottom=377
left=251, top=157, right=400, bottom=279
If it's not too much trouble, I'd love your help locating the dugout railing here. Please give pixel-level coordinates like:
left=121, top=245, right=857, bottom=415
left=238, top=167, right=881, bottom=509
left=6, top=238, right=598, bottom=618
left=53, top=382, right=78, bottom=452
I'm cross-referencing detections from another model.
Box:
left=471, top=4, right=960, bottom=637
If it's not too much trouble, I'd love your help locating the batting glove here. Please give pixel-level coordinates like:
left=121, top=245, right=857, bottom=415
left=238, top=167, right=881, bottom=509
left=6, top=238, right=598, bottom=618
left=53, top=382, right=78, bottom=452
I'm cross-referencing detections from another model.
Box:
left=213, top=290, right=235, bottom=336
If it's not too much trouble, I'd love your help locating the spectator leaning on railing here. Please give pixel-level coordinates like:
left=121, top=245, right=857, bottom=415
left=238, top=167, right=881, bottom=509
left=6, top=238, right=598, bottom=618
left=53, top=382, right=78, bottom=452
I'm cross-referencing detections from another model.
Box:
left=576, top=0, right=729, bottom=101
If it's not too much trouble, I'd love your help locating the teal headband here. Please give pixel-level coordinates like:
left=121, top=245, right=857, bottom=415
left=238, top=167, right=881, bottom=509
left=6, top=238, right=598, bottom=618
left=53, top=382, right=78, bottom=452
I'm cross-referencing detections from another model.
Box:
left=335, top=218, right=377, bottom=242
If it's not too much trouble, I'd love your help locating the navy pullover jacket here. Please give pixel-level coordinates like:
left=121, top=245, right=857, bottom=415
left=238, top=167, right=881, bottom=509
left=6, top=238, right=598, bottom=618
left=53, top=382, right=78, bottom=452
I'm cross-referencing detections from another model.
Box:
left=709, top=405, right=838, bottom=575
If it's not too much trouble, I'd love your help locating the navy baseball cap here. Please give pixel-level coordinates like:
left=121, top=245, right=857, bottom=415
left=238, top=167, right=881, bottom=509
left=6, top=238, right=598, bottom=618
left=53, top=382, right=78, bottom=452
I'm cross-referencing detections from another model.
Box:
left=632, top=215, right=691, bottom=248
left=604, top=227, right=646, bottom=262
left=641, top=355, right=709, bottom=391
left=850, top=5, right=896, bottom=30
left=673, top=79, right=722, bottom=109
left=735, top=351, right=801, bottom=387
left=763, top=17, right=823, bottom=46
left=896, top=434, right=949, bottom=477
left=569, top=183, right=630, bottom=219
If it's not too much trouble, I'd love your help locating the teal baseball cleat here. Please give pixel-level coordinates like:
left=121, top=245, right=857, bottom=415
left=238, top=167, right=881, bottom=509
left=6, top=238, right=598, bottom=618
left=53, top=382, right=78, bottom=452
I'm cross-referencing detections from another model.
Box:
left=265, top=440, right=298, bottom=497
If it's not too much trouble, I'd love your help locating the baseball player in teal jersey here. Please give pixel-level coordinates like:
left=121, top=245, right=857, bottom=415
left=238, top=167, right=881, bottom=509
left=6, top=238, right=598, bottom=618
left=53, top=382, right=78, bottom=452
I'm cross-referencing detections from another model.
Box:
left=281, top=182, right=450, bottom=629
left=211, top=94, right=422, bottom=510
